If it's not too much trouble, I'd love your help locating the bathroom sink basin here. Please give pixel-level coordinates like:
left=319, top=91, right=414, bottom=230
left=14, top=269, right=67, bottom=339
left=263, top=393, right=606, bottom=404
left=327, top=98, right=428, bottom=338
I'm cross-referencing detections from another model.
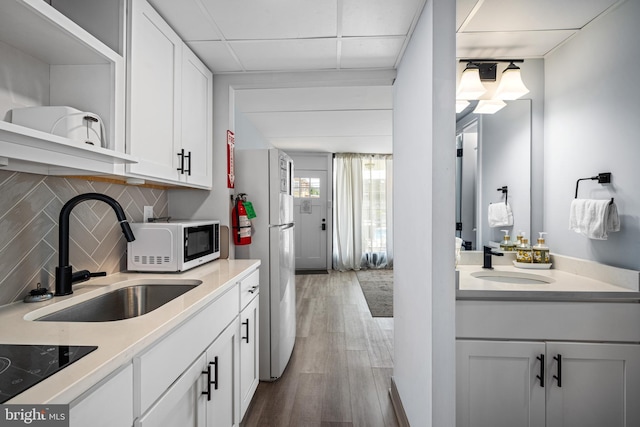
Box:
left=471, top=270, right=554, bottom=285
left=36, top=282, right=200, bottom=322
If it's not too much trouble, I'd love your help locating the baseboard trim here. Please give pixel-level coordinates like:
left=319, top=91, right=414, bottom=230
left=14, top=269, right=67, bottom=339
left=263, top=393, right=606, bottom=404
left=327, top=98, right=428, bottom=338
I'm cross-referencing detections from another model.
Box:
left=390, top=376, right=410, bottom=427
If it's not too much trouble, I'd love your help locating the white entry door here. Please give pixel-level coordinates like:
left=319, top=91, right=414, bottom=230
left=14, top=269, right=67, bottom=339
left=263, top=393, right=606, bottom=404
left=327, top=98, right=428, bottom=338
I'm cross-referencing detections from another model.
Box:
left=293, top=170, right=328, bottom=271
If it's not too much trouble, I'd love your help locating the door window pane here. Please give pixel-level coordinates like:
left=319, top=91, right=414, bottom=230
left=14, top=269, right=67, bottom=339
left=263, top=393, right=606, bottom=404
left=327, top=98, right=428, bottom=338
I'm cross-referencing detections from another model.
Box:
left=294, top=177, right=320, bottom=198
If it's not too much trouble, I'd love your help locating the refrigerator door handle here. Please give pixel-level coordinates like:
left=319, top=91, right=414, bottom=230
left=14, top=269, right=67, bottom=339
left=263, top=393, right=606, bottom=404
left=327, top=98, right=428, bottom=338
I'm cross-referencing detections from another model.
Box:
left=271, top=222, right=295, bottom=230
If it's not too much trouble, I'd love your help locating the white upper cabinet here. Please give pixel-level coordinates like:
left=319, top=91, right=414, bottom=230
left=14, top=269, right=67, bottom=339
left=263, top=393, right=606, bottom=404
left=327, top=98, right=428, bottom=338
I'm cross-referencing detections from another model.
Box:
left=126, top=0, right=213, bottom=189
left=0, top=0, right=134, bottom=174
left=126, top=0, right=182, bottom=181
left=0, top=0, right=212, bottom=187
left=179, top=46, right=213, bottom=188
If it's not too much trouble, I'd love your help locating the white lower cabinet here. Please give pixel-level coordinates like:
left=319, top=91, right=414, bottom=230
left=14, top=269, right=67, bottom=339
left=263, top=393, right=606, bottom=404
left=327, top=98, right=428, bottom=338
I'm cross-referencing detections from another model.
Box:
left=70, top=364, right=133, bottom=427
left=205, top=320, right=239, bottom=427
left=239, top=294, right=259, bottom=420
left=133, top=282, right=240, bottom=426
left=457, top=340, right=640, bottom=427
left=131, top=267, right=260, bottom=426
left=136, top=319, right=239, bottom=427
left=136, top=353, right=206, bottom=427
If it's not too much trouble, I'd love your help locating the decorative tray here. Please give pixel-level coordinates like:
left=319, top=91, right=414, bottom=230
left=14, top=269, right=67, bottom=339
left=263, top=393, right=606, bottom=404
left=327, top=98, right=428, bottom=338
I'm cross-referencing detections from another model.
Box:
left=513, top=261, right=552, bottom=269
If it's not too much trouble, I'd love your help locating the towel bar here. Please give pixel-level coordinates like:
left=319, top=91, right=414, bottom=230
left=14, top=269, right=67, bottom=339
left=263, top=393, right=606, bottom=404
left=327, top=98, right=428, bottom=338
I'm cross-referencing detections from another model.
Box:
left=497, top=186, right=508, bottom=204
left=574, top=172, right=611, bottom=198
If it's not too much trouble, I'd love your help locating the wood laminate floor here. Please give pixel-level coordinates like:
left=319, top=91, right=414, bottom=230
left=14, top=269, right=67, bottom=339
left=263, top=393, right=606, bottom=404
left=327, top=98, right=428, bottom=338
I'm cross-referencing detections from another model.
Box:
left=241, top=270, right=398, bottom=427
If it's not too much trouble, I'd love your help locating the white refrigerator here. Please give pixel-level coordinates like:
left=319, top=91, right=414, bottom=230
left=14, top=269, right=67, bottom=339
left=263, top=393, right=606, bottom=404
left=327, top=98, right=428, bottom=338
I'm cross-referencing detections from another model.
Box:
left=234, top=148, right=296, bottom=381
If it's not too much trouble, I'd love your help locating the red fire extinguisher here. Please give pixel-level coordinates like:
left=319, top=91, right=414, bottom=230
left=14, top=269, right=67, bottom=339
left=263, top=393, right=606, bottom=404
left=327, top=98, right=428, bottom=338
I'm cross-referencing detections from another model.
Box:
left=232, top=194, right=252, bottom=245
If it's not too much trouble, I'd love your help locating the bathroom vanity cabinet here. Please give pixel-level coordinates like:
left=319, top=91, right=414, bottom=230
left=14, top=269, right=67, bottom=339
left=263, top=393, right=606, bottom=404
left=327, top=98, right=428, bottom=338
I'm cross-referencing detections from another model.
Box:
left=456, top=300, right=640, bottom=427
left=457, top=339, right=640, bottom=427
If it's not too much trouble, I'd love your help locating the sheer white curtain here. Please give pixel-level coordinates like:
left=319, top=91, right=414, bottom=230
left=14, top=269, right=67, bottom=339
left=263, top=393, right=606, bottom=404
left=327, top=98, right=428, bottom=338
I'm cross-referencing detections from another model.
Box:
left=333, top=153, right=393, bottom=270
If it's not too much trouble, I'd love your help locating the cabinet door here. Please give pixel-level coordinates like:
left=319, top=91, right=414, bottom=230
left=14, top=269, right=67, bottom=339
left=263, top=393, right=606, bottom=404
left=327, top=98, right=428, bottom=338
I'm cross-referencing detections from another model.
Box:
left=180, top=45, right=212, bottom=188
left=70, top=364, right=133, bottom=427
left=127, top=0, right=181, bottom=180
left=457, top=340, right=545, bottom=427
left=239, top=295, right=259, bottom=420
left=546, top=342, right=640, bottom=427
left=136, top=354, right=207, bottom=427
left=206, top=318, right=240, bottom=427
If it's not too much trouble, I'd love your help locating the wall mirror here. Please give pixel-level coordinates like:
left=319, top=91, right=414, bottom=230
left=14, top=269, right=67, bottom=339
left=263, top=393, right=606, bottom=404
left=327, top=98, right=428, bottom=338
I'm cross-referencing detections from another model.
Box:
left=455, top=99, right=532, bottom=250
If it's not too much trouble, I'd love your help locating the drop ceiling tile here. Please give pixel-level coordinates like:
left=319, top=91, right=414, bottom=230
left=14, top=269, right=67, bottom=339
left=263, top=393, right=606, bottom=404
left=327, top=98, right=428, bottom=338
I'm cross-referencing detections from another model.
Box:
left=457, top=0, right=480, bottom=31
left=198, top=0, right=338, bottom=40
left=148, top=0, right=222, bottom=40
left=342, top=0, right=425, bottom=36
left=456, top=30, right=577, bottom=58
left=462, top=0, right=619, bottom=32
left=230, top=39, right=337, bottom=72
left=186, top=41, right=244, bottom=73
left=340, top=37, right=405, bottom=69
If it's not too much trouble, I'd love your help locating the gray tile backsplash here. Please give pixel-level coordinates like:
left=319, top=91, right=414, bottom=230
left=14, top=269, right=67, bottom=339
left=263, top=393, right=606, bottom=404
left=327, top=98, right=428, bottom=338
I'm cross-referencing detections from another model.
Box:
left=0, top=171, right=167, bottom=305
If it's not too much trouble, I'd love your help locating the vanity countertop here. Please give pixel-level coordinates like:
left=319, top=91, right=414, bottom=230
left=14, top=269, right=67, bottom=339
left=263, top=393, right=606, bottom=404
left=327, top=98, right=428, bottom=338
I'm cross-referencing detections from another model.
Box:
left=0, top=258, right=260, bottom=405
left=456, top=253, right=640, bottom=302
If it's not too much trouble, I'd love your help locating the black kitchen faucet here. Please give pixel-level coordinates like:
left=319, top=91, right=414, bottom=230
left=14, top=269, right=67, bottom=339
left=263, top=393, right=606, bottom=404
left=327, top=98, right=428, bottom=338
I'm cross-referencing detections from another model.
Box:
left=55, top=193, right=135, bottom=296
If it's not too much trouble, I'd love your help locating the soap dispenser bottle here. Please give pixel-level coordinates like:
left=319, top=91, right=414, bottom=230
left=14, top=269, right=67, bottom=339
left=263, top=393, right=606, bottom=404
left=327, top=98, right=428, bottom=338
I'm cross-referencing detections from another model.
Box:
left=514, top=231, right=523, bottom=247
left=499, top=230, right=515, bottom=252
left=516, top=232, right=532, bottom=263
left=533, top=232, right=550, bottom=264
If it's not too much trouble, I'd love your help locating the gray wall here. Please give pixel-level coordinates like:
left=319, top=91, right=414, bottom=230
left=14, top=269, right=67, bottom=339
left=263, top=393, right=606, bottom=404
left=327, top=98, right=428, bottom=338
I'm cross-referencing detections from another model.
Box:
left=392, top=0, right=456, bottom=425
left=0, top=171, right=167, bottom=305
left=544, top=0, right=640, bottom=270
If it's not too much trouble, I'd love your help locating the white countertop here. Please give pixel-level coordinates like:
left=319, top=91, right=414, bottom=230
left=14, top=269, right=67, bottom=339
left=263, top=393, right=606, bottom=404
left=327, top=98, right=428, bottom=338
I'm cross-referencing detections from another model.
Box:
left=0, top=258, right=260, bottom=405
left=456, top=253, right=640, bottom=301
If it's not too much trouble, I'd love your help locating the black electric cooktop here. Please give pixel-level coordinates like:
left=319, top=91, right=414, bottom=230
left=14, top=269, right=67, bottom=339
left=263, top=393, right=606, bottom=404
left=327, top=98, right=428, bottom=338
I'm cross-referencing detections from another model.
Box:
left=0, top=344, right=97, bottom=403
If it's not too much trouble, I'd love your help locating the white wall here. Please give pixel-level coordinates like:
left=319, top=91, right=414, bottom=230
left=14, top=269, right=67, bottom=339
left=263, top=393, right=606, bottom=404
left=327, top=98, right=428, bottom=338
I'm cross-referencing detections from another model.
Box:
left=235, top=110, right=272, bottom=149
left=168, top=70, right=396, bottom=253
left=0, top=40, right=50, bottom=121
left=544, top=0, right=640, bottom=270
left=392, top=0, right=456, bottom=424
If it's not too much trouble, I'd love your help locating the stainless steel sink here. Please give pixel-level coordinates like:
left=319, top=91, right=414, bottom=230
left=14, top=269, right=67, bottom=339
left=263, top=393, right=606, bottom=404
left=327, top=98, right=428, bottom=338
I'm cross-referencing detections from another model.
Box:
left=36, top=283, right=199, bottom=322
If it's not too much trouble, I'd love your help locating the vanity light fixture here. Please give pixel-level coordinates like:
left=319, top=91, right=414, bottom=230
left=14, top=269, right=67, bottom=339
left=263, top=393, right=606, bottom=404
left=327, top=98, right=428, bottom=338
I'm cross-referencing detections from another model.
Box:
left=457, top=59, right=529, bottom=103
left=494, top=61, right=530, bottom=100
left=473, top=99, right=506, bottom=114
left=456, top=62, right=487, bottom=100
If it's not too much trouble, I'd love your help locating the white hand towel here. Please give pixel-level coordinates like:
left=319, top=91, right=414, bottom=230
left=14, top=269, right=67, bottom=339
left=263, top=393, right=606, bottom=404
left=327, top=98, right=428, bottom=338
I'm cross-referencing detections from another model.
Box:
left=488, top=202, right=513, bottom=227
left=569, top=199, right=620, bottom=240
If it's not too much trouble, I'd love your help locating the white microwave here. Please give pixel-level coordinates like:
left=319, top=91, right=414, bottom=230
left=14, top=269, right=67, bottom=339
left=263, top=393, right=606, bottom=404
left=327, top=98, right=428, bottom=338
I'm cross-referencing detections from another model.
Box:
left=127, top=220, right=220, bottom=272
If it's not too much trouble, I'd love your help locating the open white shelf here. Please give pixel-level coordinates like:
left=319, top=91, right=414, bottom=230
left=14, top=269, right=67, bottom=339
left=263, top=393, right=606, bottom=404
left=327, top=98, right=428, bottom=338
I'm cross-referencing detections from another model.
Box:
left=0, top=0, right=127, bottom=176
left=0, top=0, right=121, bottom=65
left=0, top=121, right=137, bottom=174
